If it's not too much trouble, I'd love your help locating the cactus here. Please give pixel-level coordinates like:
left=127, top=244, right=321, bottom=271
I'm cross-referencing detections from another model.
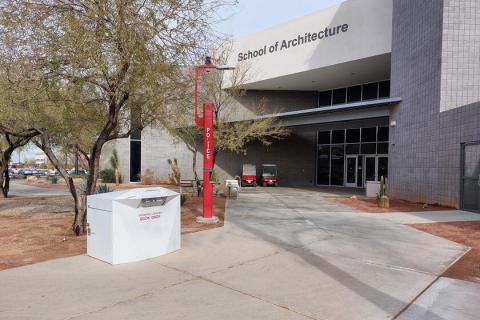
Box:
left=377, top=176, right=390, bottom=209
left=379, top=176, right=388, bottom=197
left=167, top=158, right=181, bottom=186
left=96, top=184, right=113, bottom=194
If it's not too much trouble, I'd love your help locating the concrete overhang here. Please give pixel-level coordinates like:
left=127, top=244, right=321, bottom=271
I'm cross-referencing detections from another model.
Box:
left=264, top=97, right=401, bottom=127
left=241, top=54, right=391, bottom=91
left=226, top=0, right=393, bottom=90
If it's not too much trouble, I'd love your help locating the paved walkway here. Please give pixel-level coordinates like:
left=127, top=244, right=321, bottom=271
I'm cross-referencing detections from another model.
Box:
left=0, top=187, right=478, bottom=319
left=381, top=210, right=480, bottom=224
left=398, top=277, right=480, bottom=320
left=9, top=180, right=70, bottom=197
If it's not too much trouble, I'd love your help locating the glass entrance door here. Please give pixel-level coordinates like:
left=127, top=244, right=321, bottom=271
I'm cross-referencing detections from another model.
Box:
left=461, top=142, right=480, bottom=212
left=377, top=157, right=388, bottom=181
left=363, top=155, right=389, bottom=187
left=346, top=156, right=357, bottom=187
left=365, top=156, right=376, bottom=183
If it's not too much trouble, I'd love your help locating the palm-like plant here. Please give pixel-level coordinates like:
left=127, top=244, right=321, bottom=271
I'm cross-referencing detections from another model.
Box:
left=110, top=149, right=120, bottom=186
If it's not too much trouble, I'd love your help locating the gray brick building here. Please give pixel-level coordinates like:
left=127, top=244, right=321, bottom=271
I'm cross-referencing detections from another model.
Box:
left=389, top=0, right=480, bottom=209
left=106, top=0, right=479, bottom=211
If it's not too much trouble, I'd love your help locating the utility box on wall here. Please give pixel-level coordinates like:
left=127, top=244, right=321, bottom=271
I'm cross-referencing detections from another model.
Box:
left=87, top=187, right=181, bottom=265
left=365, top=181, right=381, bottom=198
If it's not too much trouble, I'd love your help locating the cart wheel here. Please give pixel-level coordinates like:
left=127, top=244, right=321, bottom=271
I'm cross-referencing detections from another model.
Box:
left=262, top=182, right=266, bottom=187
left=253, top=182, right=257, bottom=187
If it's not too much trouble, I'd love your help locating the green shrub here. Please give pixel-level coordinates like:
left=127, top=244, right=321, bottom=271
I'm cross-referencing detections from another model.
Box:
left=99, top=169, right=115, bottom=183
left=210, top=168, right=220, bottom=183
left=180, top=194, right=187, bottom=206
left=48, top=176, right=59, bottom=184
left=110, top=149, right=119, bottom=171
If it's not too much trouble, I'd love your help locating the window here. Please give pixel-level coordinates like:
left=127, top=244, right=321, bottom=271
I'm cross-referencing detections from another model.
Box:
left=317, top=145, right=330, bottom=185
left=332, top=88, right=346, bottom=105
left=346, top=144, right=360, bottom=154
left=361, top=127, right=377, bottom=142
left=318, top=90, right=332, bottom=107
left=357, top=155, right=363, bottom=187
left=379, top=81, right=390, bottom=98
left=317, top=80, right=390, bottom=107
left=316, top=126, right=390, bottom=187
left=377, top=126, right=389, bottom=142
left=330, top=145, right=345, bottom=186
left=362, top=82, right=378, bottom=100
left=130, top=141, right=141, bottom=182
left=346, top=129, right=360, bottom=143
left=318, top=131, right=331, bottom=144
left=377, top=143, right=389, bottom=154
left=347, top=85, right=362, bottom=103
left=130, top=129, right=142, bottom=182
left=361, top=143, right=376, bottom=154
left=332, top=130, right=345, bottom=144
left=378, top=157, right=388, bottom=180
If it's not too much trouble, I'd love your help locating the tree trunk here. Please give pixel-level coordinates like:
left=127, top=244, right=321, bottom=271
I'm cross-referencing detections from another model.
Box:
left=115, top=168, right=120, bottom=186
left=0, top=159, right=9, bottom=198
left=188, top=142, right=201, bottom=197
left=77, top=143, right=104, bottom=233
left=36, top=132, right=83, bottom=235
left=72, top=95, right=129, bottom=233
left=3, top=165, right=10, bottom=197
left=0, top=141, right=24, bottom=198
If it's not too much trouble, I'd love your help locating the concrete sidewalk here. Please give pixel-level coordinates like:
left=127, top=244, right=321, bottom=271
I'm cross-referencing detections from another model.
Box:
left=9, top=180, right=70, bottom=197
left=399, top=277, right=480, bottom=320
left=380, top=210, right=480, bottom=224
left=0, top=188, right=477, bottom=319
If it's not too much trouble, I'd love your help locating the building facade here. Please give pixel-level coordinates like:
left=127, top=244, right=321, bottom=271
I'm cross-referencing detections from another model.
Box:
left=106, top=0, right=480, bottom=211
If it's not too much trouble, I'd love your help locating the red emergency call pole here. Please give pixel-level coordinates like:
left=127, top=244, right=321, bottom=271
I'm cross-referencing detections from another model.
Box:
left=194, top=56, right=234, bottom=224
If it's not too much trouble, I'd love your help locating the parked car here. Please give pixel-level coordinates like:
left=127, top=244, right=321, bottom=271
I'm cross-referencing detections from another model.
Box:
left=14, top=169, right=27, bottom=179
left=34, top=169, right=49, bottom=176
left=20, top=168, right=33, bottom=176
left=9, top=167, right=20, bottom=175
left=48, top=169, right=60, bottom=176
left=68, top=168, right=89, bottom=176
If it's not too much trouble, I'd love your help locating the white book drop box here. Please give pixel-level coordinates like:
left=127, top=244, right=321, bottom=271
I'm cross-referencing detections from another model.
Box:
left=87, top=187, right=181, bottom=264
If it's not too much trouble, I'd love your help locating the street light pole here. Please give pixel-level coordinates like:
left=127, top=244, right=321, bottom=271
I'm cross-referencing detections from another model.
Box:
left=193, top=56, right=234, bottom=224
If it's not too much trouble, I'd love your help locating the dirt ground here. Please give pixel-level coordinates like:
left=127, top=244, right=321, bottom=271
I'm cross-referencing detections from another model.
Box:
left=410, top=221, right=480, bottom=283
left=0, top=194, right=225, bottom=271
left=336, top=197, right=452, bottom=213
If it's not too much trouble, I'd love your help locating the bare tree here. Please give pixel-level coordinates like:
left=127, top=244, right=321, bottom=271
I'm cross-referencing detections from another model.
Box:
left=0, top=130, right=38, bottom=197
left=0, top=59, right=43, bottom=198
left=1, top=0, right=235, bottom=234
left=168, top=47, right=289, bottom=182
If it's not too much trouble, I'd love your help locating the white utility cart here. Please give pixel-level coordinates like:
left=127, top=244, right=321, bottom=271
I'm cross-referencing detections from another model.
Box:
left=87, top=187, right=180, bottom=265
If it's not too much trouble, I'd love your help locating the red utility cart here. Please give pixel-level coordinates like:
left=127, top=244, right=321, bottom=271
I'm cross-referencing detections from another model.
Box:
left=261, top=164, right=278, bottom=187
left=241, top=164, right=257, bottom=187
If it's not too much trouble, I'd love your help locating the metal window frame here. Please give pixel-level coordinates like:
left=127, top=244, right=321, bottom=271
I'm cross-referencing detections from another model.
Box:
left=460, top=141, right=480, bottom=212
left=315, top=126, right=390, bottom=188
left=316, top=79, right=391, bottom=109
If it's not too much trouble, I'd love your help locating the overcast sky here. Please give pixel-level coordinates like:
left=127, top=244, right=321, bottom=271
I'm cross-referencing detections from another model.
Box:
left=216, top=0, right=344, bottom=38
